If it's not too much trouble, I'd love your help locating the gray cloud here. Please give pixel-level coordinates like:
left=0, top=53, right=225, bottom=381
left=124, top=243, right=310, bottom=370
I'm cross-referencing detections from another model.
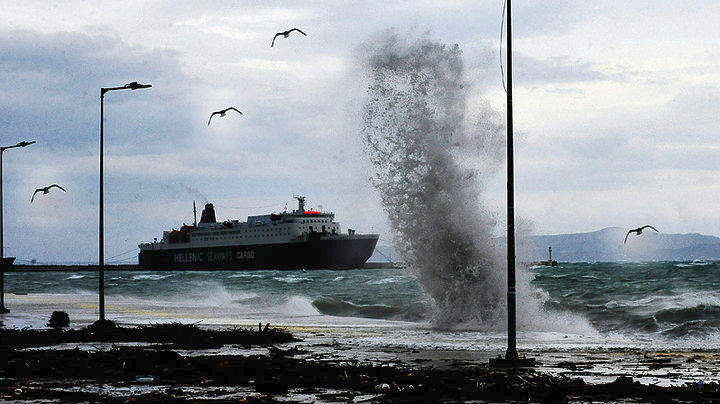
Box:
left=0, top=29, right=201, bottom=153
left=514, top=55, right=626, bottom=86
left=2, top=1, right=720, bottom=261
left=0, top=27, right=387, bottom=262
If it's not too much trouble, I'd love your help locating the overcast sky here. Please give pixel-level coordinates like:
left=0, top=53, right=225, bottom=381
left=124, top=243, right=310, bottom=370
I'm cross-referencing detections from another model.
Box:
left=2, top=1, right=720, bottom=263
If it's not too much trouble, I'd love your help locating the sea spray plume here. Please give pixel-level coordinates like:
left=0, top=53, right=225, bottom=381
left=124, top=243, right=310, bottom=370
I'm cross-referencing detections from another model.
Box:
left=360, top=34, right=507, bottom=328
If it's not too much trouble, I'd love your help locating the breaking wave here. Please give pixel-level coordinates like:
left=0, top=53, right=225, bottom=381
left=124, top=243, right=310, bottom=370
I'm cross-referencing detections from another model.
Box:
left=360, top=32, right=506, bottom=328
left=312, top=296, right=429, bottom=322
left=5, top=262, right=720, bottom=341
left=358, top=32, right=592, bottom=333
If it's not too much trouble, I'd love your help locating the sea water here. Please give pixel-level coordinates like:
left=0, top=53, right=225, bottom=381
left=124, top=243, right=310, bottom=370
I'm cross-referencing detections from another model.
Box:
left=3, top=261, right=719, bottom=352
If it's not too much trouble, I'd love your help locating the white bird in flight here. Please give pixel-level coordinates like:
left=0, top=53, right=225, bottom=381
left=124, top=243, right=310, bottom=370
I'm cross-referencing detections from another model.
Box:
left=271, top=28, right=307, bottom=47
left=624, top=225, right=659, bottom=244
left=31, top=184, right=66, bottom=203
left=207, top=107, right=243, bottom=126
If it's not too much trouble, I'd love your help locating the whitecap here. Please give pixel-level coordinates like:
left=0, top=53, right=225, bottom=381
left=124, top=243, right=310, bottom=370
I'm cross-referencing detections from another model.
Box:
left=273, top=276, right=311, bottom=284
left=675, top=260, right=711, bottom=268
left=619, top=290, right=720, bottom=317
left=366, top=277, right=405, bottom=285
left=278, top=295, right=321, bottom=316
left=228, top=273, right=265, bottom=278
left=131, top=274, right=173, bottom=281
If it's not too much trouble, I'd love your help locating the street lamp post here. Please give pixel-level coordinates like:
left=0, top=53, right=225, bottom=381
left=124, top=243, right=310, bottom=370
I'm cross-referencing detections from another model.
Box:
left=0, top=140, right=36, bottom=313
left=98, top=82, right=151, bottom=323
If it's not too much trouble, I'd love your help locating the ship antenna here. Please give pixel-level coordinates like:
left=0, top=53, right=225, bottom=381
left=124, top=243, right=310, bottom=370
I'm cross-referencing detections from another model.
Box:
left=193, top=200, right=197, bottom=226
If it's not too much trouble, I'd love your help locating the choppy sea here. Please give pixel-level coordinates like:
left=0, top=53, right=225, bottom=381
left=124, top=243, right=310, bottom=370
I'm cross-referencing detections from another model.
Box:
left=3, top=261, right=720, bottom=352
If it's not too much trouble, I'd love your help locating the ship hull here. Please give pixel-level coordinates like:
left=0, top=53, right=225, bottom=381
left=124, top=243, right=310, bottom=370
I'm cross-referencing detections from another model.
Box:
left=138, top=236, right=379, bottom=270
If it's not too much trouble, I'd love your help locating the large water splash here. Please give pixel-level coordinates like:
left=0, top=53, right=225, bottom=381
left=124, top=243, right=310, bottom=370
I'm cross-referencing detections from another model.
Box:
left=360, top=33, right=597, bottom=335
left=360, top=33, right=508, bottom=328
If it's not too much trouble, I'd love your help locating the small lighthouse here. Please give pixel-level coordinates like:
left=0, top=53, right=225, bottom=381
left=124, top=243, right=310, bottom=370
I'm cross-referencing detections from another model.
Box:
left=540, top=246, right=557, bottom=266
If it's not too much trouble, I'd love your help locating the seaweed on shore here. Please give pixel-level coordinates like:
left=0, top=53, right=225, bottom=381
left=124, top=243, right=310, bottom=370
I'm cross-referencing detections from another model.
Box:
left=3, top=346, right=720, bottom=403
left=2, top=324, right=720, bottom=402
left=0, top=322, right=299, bottom=349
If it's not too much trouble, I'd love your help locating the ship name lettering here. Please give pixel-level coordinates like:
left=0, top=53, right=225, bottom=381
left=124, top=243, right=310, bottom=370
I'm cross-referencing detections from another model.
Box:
left=174, top=251, right=205, bottom=264
left=236, top=250, right=255, bottom=260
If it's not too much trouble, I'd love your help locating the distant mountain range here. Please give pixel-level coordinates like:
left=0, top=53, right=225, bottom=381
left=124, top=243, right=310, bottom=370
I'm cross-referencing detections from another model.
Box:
left=521, top=227, right=720, bottom=262
left=369, top=227, right=720, bottom=263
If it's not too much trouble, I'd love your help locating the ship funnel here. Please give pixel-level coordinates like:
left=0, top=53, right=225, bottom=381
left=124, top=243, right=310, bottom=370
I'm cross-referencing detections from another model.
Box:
left=294, top=196, right=306, bottom=213
left=200, top=203, right=217, bottom=223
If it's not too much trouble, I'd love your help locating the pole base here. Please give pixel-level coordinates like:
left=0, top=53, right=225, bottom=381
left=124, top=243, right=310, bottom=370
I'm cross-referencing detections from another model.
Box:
left=489, top=355, right=536, bottom=369
left=91, top=319, right=116, bottom=330
left=0, top=305, right=9, bottom=314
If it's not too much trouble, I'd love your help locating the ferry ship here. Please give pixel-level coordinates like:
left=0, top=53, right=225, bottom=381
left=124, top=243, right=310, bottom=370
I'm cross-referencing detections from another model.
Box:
left=138, top=197, right=379, bottom=270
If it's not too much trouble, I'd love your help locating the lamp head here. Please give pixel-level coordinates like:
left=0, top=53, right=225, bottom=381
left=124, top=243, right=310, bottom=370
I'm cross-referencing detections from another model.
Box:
left=16, top=141, right=36, bottom=147
left=125, top=82, right=152, bottom=90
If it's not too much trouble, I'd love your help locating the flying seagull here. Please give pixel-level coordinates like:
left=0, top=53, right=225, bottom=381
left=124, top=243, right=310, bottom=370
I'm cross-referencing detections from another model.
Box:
left=207, top=107, right=243, bottom=126
left=31, top=184, right=66, bottom=203
left=624, top=225, right=659, bottom=244
left=271, top=28, right=307, bottom=47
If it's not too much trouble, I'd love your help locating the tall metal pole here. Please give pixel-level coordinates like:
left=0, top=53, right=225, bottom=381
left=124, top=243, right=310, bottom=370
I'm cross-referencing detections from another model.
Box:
left=99, top=91, right=105, bottom=321
left=0, top=140, right=35, bottom=314
left=1, top=150, right=3, bottom=259
left=505, top=0, right=519, bottom=361
left=97, top=82, right=151, bottom=324
left=0, top=150, right=6, bottom=313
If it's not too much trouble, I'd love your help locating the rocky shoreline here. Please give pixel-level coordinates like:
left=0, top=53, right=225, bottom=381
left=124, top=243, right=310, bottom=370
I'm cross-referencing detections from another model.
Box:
left=2, top=323, right=719, bottom=403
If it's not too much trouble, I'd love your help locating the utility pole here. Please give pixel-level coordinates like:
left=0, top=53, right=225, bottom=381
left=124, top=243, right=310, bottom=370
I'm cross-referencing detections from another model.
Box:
left=490, top=0, right=535, bottom=368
